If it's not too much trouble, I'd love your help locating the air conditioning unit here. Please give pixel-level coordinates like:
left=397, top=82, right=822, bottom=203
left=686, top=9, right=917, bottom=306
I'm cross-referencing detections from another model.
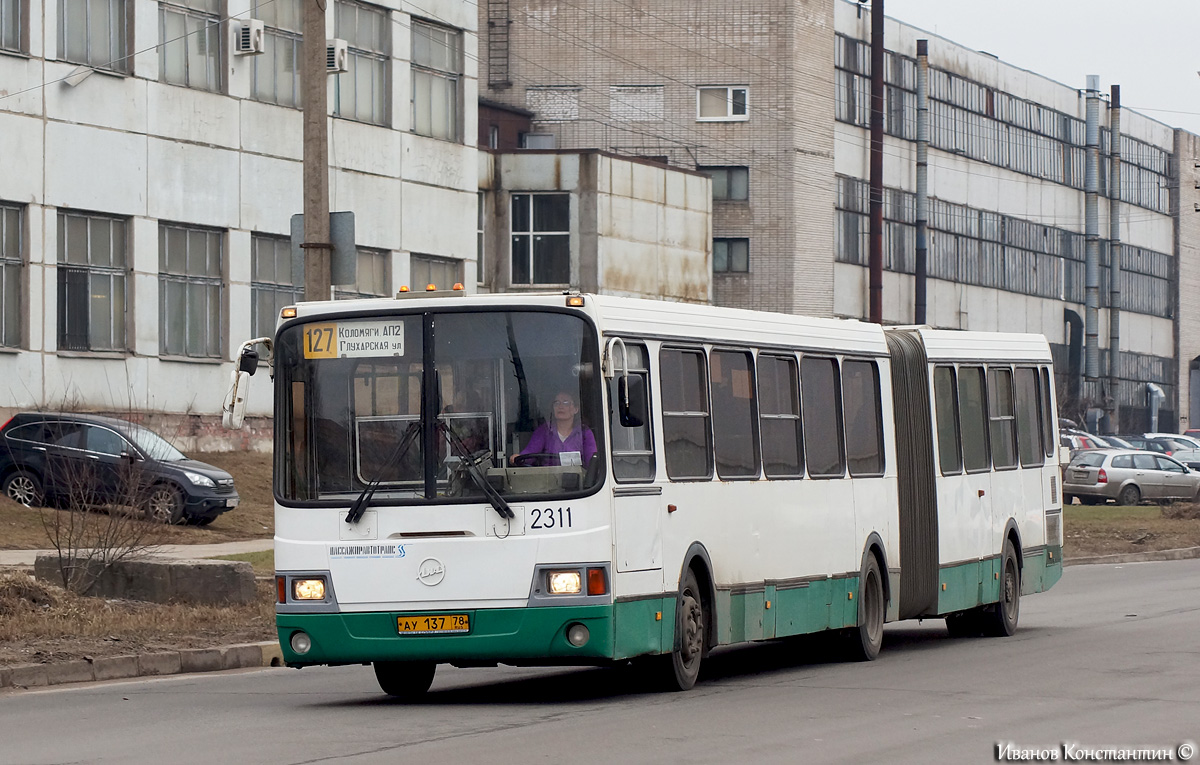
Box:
left=327, top=39, right=349, bottom=74
left=235, top=19, right=266, bottom=55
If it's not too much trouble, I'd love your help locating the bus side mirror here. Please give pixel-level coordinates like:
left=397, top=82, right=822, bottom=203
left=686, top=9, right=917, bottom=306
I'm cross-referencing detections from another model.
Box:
left=238, top=347, right=260, bottom=376
left=618, top=375, right=647, bottom=429
left=222, top=368, right=250, bottom=430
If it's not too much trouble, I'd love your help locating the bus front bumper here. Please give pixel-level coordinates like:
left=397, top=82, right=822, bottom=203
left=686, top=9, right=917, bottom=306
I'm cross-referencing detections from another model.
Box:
left=277, top=605, right=616, bottom=667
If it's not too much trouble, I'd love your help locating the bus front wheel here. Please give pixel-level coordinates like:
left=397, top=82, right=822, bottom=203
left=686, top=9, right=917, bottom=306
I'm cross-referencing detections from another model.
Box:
left=847, top=554, right=885, bottom=661
left=373, top=660, right=436, bottom=699
left=660, top=568, right=706, bottom=691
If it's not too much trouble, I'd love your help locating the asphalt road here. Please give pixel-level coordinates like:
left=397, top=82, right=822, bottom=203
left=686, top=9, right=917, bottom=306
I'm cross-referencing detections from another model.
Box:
left=2, top=559, right=1199, bottom=765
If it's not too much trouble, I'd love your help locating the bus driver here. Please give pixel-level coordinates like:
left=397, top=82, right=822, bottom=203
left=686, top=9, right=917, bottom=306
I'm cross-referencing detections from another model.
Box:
left=510, top=390, right=597, bottom=467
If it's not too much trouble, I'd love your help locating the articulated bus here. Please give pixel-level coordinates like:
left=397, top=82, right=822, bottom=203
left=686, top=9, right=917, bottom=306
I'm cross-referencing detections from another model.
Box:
left=223, top=291, right=1063, bottom=695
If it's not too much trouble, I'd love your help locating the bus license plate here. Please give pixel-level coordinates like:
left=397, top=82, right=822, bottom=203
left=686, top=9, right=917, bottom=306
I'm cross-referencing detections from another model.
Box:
left=396, top=614, right=470, bottom=635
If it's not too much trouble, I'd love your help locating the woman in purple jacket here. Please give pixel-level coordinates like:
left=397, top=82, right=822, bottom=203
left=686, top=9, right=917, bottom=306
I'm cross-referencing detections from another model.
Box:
left=511, top=390, right=596, bottom=467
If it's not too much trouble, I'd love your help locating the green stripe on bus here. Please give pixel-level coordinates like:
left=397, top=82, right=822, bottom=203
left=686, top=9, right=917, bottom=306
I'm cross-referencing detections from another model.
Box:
left=277, top=605, right=615, bottom=665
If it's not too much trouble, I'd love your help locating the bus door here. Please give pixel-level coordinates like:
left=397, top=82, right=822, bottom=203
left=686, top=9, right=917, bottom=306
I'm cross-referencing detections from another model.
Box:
left=607, top=342, right=662, bottom=574
left=934, top=365, right=993, bottom=613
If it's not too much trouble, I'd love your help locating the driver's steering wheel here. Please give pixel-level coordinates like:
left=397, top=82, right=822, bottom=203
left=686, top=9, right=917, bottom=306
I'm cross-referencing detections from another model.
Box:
left=511, top=453, right=555, bottom=467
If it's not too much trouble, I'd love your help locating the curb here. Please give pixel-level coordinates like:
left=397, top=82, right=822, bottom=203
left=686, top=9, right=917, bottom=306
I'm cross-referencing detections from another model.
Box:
left=1063, top=545, right=1200, bottom=567
left=0, top=641, right=283, bottom=692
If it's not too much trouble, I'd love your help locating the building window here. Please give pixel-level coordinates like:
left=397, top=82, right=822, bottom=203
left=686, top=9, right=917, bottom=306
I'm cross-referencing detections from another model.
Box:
left=697, top=86, right=747, bottom=122
left=159, top=0, right=221, bottom=91
left=713, top=238, right=748, bottom=273
left=334, top=0, right=388, bottom=125
left=2, top=0, right=25, bottom=52
left=57, top=211, right=127, bottom=352
left=411, top=19, right=460, bottom=141
left=511, top=193, right=569, bottom=285
left=59, top=0, right=128, bottom=71
left=409, top=253, right=459, bottom=291
left=252, top=0, right=302, bottom=108
left=159, top=223, right=223, bottom=358
left=0, top=203, right=22, bottom=348
left=520, top=133, right=555, bottom=149
left=698, top=166, right=748, bottom=201
left=251, top=233, right=301, bottom=337
left=334, top=248, right=390, bottom=299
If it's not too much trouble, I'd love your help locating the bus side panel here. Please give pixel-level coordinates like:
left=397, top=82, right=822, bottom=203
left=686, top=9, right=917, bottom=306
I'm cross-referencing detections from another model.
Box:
left=612, top=596, right=669, bottom=660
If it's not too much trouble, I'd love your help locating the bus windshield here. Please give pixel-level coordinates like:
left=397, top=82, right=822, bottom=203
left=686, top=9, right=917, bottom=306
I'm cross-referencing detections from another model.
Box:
left=274, top=309, right=604, bottom=504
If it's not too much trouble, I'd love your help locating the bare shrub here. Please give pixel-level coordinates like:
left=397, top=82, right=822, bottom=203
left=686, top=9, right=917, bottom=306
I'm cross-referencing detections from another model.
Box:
left=1161, top=503, right=1200, bottom=521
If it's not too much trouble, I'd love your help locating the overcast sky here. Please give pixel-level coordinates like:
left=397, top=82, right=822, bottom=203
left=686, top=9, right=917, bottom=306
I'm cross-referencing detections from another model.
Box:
left=883, top=0, right=1200, bottom=135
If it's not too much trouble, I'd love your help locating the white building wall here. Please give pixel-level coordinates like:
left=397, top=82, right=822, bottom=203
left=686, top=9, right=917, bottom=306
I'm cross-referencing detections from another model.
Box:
left=0, top=0, right=480, bottom=434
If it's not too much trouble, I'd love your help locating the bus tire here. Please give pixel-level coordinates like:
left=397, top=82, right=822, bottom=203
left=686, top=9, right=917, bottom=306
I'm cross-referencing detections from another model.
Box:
left=981, top=539, right=1020, bottom=637
left=848, top=554, right=885, bottom=661
left=660, top=568, right=705, bottom=691
left=373, top=660, right=436, bottom=699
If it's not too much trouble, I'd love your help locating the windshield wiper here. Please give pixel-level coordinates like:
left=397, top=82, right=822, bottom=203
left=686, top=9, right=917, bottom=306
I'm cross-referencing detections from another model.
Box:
left=345, top=422, right=422, bottom=524
left=439, top=421, right=515, bottom=520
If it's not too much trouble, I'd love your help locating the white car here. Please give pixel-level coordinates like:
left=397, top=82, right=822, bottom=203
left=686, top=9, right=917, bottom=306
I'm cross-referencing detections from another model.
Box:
left=1144, top=433, right=1200, bottom=451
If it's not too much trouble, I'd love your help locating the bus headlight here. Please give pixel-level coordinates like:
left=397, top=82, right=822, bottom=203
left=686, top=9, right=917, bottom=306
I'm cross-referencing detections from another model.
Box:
left=293, top=578, right=327, bottom=600
left=547, top=570, right=582, bottom=595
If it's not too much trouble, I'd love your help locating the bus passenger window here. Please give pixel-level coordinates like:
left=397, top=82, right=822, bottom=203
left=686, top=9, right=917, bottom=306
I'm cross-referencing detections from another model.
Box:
left=711, top=350, right=759, bottom=479
left=609, top=343, right=655, bottom=482
left=843, top=360, right=883, bottom=476
left=1014, top=367, right=1043, bottom=468
left=758, top=354, right=803, bottom=478
left=1040, top=367, right=1056, bottom=458
left=933, top=366, right=962, bottom=474
left=958, top=366, right=990, bottom=472
left=988, top=367, right=1017, bottom=469
left=801, top=356, right=845, bottom=478
left=660, top=348, right=713, bottom=480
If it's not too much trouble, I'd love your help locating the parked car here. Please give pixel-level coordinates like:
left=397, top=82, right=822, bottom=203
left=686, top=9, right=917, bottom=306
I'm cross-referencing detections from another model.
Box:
left=1144, top=432, right=1200, bottom=451
left=1184, top=429, right=1200, bottom=439
left=1170, top=450, right=1200, bottom=471
left=0, top=413, right=239, bottom=525
left=1059, top=430, right=1112, bottom=456
left=1062, top=449, right=1200, bottom=506
left=1115, top=435, right=1171, bottom=454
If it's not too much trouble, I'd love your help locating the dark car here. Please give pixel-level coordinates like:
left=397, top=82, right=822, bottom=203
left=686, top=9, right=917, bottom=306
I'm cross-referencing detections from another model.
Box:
left=1117, top=435, right=1193, bottom=456
left=0, top=413, right=239, bottom=525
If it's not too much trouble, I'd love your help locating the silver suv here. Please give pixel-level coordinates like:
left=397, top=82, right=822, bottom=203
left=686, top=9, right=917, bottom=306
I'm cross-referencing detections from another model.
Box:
left=1063, top=449, right=1200, bottom=506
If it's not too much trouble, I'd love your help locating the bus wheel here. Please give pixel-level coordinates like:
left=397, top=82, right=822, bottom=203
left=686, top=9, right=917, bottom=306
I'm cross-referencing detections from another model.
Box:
left=982, top=540, right=1020, bottom=637
left=373, top=661, right=436, bottom=699
left=661, top=568, right=705, bottom=691
left=848, top=554, right=885, bottom=661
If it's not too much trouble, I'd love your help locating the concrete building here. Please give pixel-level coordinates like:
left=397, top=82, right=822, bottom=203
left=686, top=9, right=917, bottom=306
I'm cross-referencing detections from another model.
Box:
left=0, top=0, right=481, bottom=434
left=478, top=0, right=1198, bottom=432
left=478, top=149, right=712, bottom=302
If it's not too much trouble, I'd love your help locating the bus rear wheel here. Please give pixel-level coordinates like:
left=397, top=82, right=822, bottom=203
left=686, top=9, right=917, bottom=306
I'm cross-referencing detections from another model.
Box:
left=981, top=540, right=1020, bottom=637
left=660, top=568, right=706, bottom=691
left=847, top=554, right=885, bottom=661
left=373, top=661, right=436, bottom=699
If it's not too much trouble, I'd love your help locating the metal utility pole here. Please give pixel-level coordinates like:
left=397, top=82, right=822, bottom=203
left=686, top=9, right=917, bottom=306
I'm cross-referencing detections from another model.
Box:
left=1107, top=84, right=1122, bottom=432
left=1084, top=75, right=1100, bottom=380
left=868, top=0, right=885, bottom=324
left=302, top=0, right=331, bottom=301
left=914, top=39, right=929, bottom=325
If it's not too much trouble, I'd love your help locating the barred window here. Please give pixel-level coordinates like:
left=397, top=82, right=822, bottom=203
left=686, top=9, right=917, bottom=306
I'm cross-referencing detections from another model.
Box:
left=411, top=19, right=460, bottom=141
left=159, top=223, right=223, bottom=358
left=335, top=248, right=391, bottom=299
left=252, top=0, right=302, bottom=108
left=334, top=0, right=388, bottom=125
left=251, top=234, right=301, bottom=337
left=57, top=211, right=127, bottom=352
left=698, top=166, right=748, bottom=201
left=0, top=203, right=22, bottom=347
left=159, top=0, right=221, bottom=91
left=59, top=0, right=127, bottom=71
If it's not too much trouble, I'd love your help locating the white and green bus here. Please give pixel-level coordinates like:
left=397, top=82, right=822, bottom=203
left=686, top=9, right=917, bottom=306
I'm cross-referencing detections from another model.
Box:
left=224, top=291, right=1063, bottom=695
